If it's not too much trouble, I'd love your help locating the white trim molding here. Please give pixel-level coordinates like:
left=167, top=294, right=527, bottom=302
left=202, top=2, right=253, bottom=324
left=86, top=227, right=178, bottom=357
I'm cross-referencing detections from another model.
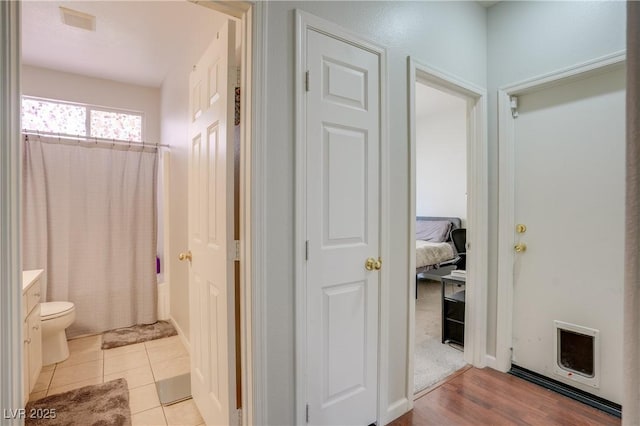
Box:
left=247, top=2, right=267, bottom=425
left=0, top=0, right=23, bottom=412
left=495, top=51, right=626, bottom=372
left=406, top=57, right=489, bottom=405
left=485, top=355, right=498, bottom=370
left=294, top=10, right=389, bottom=426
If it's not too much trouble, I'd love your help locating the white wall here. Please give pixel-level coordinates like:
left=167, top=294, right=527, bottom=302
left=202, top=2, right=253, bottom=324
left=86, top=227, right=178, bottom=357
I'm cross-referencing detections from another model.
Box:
left=21, top=65, right=161, bottom=143
left=263, top=2, right=487, bottom=423
left=415, top=83, right=467, bottom=225
left=160, top=63, right=191, bottom=340
left=485, top=1, right=626, bottom=356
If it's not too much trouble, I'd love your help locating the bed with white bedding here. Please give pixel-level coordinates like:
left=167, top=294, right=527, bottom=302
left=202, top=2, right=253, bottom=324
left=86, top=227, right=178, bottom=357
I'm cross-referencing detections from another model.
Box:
left=415, top=216, right=461, bottom=274
left=416, top=240, right=454, bottom=269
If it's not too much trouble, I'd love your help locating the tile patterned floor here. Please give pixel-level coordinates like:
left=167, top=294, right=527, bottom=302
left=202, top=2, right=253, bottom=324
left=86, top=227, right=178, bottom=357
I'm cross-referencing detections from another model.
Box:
left=29, top=334, right=203, bottom=426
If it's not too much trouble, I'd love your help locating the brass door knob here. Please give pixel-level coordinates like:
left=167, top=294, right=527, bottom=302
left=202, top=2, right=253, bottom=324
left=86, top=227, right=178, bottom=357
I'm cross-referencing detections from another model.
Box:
left=374, top=257, right=382, bottom=270
left=178, top=251, right=192, bottom=262
left=365, top=257, right=382, bottom=271
left=514, top=243, right=527, bottom=253
left=516, top=224, right=527, bottom=234
left=365, top=257, right=376, bottom=271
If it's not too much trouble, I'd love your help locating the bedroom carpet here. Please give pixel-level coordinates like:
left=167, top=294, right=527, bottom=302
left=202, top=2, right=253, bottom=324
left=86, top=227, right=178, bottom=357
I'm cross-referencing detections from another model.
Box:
left=25, top=378, right=130, bottom=426
left=415, top=278, right=466, bottom=393
left=101, top=320, right=177, bottom=349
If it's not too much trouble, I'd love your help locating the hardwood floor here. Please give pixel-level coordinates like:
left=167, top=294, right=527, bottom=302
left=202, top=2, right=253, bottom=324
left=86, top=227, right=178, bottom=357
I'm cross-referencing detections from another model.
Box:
left=388, top=367, right=619, bottom=425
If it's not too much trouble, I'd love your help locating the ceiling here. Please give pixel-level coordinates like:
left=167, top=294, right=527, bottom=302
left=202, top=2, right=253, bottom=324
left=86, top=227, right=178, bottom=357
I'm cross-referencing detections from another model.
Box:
left=22, top=1, right=228, bottom=88
left=477, top=1, right=501, bottom=8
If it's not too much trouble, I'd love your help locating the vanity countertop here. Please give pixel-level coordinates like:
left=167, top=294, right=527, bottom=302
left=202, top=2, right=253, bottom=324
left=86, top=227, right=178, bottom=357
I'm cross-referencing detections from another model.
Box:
left=23, top=269, right=43, bottom=293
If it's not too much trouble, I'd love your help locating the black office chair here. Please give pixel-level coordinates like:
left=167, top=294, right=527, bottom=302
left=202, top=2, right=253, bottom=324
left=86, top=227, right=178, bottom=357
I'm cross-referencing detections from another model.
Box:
left=450, top=228, right=466, bottom=270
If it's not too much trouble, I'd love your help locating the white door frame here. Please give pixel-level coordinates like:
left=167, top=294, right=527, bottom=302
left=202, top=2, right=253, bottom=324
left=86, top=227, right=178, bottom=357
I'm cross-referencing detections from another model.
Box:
left=0, top=2, right=269, bottom=425
left=495, top=51, right=627, bottom=372
left=294, top=10, right=390, bottom=425
left=245, top=4, right=268, bottom=425
left=406, top=58, right=488, bottom=403
left=0, top=0, right=23, bottom=413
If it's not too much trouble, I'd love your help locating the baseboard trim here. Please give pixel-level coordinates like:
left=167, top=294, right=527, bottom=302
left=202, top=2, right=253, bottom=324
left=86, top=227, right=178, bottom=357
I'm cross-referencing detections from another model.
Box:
left=384, top=397, right=410, bottom=425
left=484, top=355, right=497, bottom=370
left=510, top=364, right=621, bottom=418
left=169, top=315, right=191, bottom=355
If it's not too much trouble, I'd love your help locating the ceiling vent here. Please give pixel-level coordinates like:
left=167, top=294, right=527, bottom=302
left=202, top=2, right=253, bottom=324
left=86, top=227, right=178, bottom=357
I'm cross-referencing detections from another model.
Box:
left=59, top=7, right=96, bottom=31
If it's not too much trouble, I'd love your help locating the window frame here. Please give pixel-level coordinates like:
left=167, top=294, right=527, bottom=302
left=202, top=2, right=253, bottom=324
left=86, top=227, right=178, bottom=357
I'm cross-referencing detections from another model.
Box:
left=21, top=95, right=145, bottom=142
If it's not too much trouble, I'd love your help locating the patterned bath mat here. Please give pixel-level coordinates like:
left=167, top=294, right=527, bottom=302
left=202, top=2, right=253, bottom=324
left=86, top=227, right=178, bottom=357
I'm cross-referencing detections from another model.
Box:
left=26, top=378, right=130, bottom=426
left=101, top=320, right=177, bottom=349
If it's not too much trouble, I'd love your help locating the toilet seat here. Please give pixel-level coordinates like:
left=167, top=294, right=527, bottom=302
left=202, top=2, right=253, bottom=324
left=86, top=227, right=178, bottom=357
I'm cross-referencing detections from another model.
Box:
left=41, top=301, right=75, bottom=320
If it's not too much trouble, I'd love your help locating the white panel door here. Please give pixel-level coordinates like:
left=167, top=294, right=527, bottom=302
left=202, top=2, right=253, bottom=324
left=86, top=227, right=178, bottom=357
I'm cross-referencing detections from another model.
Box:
left=511, top=66, right=625, bottom=403
left=305, top=28, right=380, bottom=425
left=187, top=20, right=237, bottom=426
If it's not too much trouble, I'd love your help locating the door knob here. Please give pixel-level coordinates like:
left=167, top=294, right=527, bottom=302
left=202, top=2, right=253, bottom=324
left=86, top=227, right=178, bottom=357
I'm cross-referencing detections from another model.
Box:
left=374, top=257, right=382, bottom=270
left=365, top=257, right=376, bottom=271
left=514, top=243, right=527, bottom=253
left=178, top=251, right=192, bottom=262
left=365, top=257, right=382, bottom=271
left=516, top=224, right=527, bottom=234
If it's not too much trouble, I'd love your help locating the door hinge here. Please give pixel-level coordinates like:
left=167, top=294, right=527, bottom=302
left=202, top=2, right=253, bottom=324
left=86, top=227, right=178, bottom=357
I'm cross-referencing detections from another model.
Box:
left=234, top=240, right=241, bottom=262
left=305, top=240, right=309, bottom=261
left=305, top=71, right=310, bottom=92
left=510, top=96, right=519, bottom=118
left=306, top=404, right=309, bottom=423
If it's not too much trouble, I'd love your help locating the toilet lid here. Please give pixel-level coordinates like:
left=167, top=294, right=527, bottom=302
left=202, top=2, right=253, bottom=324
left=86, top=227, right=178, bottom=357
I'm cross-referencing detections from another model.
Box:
left=41, top=301, right=75, bottom=319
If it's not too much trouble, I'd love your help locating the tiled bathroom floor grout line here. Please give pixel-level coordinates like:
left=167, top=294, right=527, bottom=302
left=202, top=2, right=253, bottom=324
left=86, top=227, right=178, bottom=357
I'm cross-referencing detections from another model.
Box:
left=36, top=336, right=198, bottom=425
left=144, top=339, right=170, bottom=425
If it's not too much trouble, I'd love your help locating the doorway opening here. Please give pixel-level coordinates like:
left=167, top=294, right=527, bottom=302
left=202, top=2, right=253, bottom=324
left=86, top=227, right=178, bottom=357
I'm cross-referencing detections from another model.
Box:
left=407, top=58, right=488, bottom=405
left=16, top=1, right=256, bottom=423
left=412, top=82, right=468, bottom=396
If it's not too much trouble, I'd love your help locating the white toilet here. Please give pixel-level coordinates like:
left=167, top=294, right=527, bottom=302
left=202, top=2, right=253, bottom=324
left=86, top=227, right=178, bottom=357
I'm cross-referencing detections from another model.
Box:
left=40, top=301, right=76, bottom=365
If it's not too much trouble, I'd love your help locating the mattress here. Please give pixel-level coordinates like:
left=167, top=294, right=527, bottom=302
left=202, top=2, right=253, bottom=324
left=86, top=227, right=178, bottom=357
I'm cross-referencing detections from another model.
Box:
left=416, top=240, right=454, bottom=269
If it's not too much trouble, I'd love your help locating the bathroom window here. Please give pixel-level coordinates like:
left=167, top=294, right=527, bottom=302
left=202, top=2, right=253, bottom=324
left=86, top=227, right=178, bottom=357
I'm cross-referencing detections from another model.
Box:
left=22, top=97, right=86, bottom=136
left=22, top=96, right=144, bottom=142
left=90, top=109, right=142, bottom=142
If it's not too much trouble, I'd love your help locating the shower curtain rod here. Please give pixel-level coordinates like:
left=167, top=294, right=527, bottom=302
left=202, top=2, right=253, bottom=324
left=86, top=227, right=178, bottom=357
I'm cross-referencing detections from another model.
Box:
left=22, top=130, right=170, bottom=149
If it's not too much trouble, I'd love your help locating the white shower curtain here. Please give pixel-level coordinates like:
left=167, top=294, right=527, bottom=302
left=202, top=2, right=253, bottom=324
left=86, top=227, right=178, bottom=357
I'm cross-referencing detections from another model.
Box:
left=22, top=136, right=158, bottom=337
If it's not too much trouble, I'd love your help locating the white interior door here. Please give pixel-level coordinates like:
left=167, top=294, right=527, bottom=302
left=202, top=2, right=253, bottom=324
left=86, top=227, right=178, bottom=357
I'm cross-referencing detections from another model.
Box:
left=511, top=66, right=625, bottom=403
left=305, top=28, right=380, bottom=425
left=187, top=20, right=237, bottom=425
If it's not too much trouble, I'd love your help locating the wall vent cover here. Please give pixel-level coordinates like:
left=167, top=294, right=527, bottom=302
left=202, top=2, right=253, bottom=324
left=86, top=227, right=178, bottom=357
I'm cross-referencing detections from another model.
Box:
left=59, top=7, right=96, bottom=32
left=554, top=320, right=600, bottom=388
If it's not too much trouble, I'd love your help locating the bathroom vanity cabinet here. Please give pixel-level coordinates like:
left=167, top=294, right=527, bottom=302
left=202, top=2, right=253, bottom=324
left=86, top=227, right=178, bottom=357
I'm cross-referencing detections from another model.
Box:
left=23, top=269, right=43, bottom=404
